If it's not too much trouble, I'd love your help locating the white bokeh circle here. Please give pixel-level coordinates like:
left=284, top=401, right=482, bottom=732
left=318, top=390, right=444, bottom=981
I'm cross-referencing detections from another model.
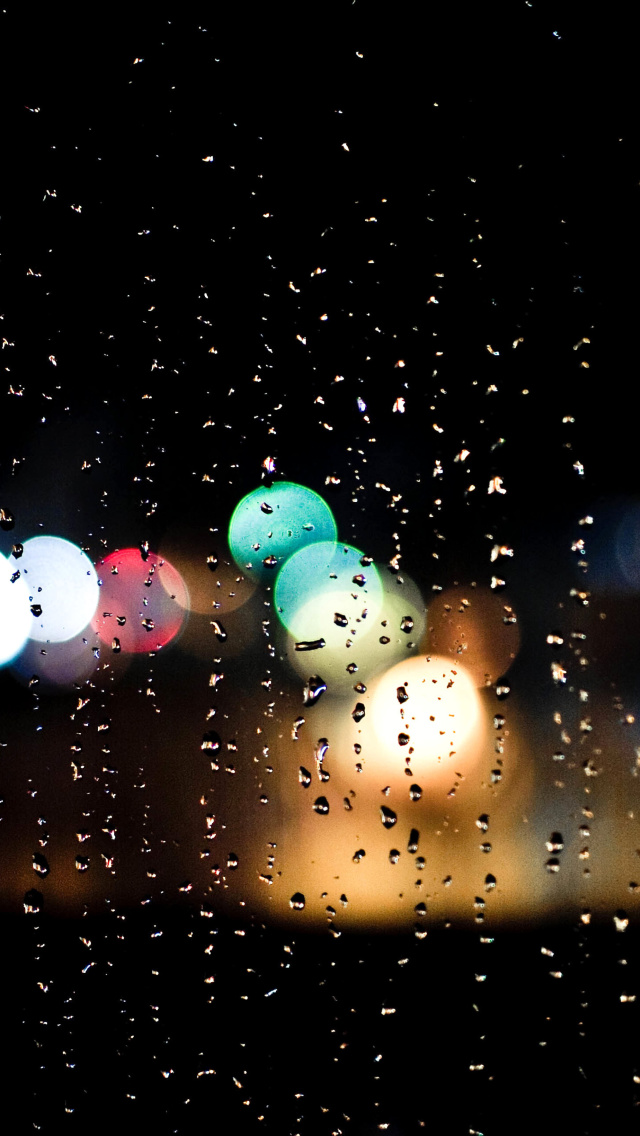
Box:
left=19, top=536, right=100, bottom=643
left=0, top=551, right=31, bottom=665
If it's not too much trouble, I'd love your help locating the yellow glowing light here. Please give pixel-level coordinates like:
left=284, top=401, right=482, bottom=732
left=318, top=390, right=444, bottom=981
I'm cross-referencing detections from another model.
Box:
left=369, top=655, right=482, bottom=775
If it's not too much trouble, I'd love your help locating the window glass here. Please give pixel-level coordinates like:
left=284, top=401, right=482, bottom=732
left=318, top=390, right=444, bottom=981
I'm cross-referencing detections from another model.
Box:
left=1, top=9, right=638, bottom=1132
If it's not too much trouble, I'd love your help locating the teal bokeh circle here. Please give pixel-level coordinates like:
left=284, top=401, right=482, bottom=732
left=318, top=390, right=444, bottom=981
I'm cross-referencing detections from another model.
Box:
left=274, top=541, right=382, bottom=641
left=228, top=482, right=337, bottom=583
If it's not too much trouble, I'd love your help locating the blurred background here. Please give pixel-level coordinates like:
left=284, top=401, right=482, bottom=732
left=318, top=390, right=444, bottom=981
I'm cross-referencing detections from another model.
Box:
left=1, top=4, right=639, bottom=1132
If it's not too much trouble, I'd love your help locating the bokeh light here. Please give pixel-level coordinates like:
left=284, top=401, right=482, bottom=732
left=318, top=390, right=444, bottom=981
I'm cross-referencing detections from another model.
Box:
left=278, top=566, right=426, bottom=693
left=0, top=550, right=31, bottom=665
left=159, top=529, right=257, bottom=615
left=92, top=548, right=189, bottom=653
left=19, top=536, right=100, bottom=643
left=228, top=481, right=337, bottom=582
left=9, top=626, right=101, bottom=691
left=274, top=542, right=382, bottom=651
left=616, top=502, right=640, bottom=591
left=424, top=586, right=520, bottom=687
left=369, top=655, right=483, bottom=781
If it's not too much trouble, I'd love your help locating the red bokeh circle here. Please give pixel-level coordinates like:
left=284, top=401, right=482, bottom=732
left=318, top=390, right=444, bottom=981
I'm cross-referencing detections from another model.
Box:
left=92, top=548, right=189, bottom=653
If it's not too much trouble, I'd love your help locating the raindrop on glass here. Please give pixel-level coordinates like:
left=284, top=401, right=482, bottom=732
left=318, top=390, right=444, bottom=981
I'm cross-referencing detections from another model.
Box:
left=380, top=806, right=397, bottom=829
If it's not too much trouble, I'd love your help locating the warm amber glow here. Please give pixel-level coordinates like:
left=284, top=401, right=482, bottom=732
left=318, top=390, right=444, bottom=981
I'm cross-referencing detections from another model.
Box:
left=423, top=587, right=521, bottom=688
left=367, top=655, right=484, bottom=783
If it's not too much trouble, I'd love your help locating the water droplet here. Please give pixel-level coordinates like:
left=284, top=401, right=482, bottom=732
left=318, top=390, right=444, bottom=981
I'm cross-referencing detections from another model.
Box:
left=354, top=682, right=367, bottom=694
left=484, top=874, right=496, bottom=890
left=546, top=832, right=564, bottom=852
left=380, top=806, right=397, bottom=829
left=352, top=848, right=366, bottom=863
left=546, top=858, right=560, bottom=873
left=23, top=888, right=43, bottom=914
left=379, top=636, right=390, bottom=645
left=260, top=502, right=273, bottom=514
left=346, top=662, right=358, bottom=674
left=398, top=732, right=410, bottom=746
left=416, top=856, right=426, bottom=870
left=206, top=554, right=219, bottom=571
left=116, top=615, right=126, bottom=626
left=12, top=543, right=23, bottom=558
left=303, top=675, right=327, bottom=705
left=211, top=620, right=227, bottom=642
left=289, top=892, right=305, bottom=910
left=409, top=784, right=422, bottom=801
left=334, top=612, right=348, bottom=627
left=292, top=716, right=305, bottom=740
left=397, top=685, right=409, bottom=703
left=315, top=737, right=329, bottom=765
left=352, top=702, right=365, bottom=722
left=313, top=796, right=330, bottom=815
left=32, top=853, right=49, bottom=877
left=141, top=617, right=155, bottom=632
left=389, top=849, right=400, bottom=864
left=299, top=767, right=312, bottom=787
left=112, top=637, right=121, bottom=652
left=0, top=507, right=15, bottom=530
left=30, top=604, right=42, bottom=617
left=415, top=902, right=427, bottom=917
left=495, top=679, right=511, bottom=700
left=295, top=638, right=326, bottom=651
left=201, top=731, right=221, bottom=753
left=400, top=616, right=414, bottom=633
left=614, top=910, right=629, bottom=932
left=262, top=555, right=278, bottom=569
left=352, top=574, right=366, bottom=587
left=227, top=853, right=239, bottom=870
left=408, top=829, right=420, bottom=854
left=476, top=814, right=490, bottom=832
left=75, top=856, right=90, bottom=872
left=480, top=842, right=492, bottom=853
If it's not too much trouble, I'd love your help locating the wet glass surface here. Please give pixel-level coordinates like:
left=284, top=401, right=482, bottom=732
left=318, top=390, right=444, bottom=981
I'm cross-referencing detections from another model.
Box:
left=1, top=9, right=639, bottom=1133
